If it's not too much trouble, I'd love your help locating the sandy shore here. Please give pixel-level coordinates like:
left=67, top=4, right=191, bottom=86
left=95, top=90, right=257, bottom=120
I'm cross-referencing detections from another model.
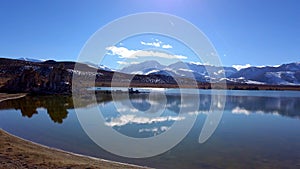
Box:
left=0, top=130, right=149, bottom=169
left=0, top=93, right=150, bottom=169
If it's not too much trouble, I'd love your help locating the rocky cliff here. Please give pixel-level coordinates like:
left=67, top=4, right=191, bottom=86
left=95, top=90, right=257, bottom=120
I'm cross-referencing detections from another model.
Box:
left=0, top=63, right=72, bottom=94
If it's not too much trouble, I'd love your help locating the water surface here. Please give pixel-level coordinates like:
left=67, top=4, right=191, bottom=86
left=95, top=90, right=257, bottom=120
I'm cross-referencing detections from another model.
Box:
left=0, top=90, right=300, bottom=169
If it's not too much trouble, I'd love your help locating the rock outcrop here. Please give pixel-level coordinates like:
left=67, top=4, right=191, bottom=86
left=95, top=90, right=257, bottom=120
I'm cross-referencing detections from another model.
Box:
left=0, top=64, right=72, bottom=94
left=4, top=67, right=41, bottom=92
left=43, top=64, right=72, bottom=94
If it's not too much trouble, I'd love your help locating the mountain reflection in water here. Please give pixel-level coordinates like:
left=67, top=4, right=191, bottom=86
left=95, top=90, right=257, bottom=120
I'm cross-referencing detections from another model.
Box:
left=0, top=92, right=299, bottom=124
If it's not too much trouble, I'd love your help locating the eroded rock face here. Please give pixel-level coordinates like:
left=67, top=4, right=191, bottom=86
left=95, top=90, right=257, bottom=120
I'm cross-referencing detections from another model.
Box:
left=43, top=64, right=72, bottom=94
left=0, top=64, right=72, bottom=94
left=3, top=67, right=40, bottom=92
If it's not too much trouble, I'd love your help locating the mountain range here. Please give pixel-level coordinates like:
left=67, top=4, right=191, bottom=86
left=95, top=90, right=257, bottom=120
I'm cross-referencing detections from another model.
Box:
left=119, top=60, right=300, bottom=85
left=0, top=58, right=188, bottom=93
left=0, top=57, right=299, bottom=94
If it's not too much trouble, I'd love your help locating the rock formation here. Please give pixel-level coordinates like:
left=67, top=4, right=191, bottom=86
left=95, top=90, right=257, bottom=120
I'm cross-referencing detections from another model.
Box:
left=0, top=64, right=72, bottom=94
left=43, top=64, right=71, bottom=94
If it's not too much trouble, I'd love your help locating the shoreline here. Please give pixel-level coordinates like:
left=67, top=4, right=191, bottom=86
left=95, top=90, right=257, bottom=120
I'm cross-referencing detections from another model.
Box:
left=0, top=129, right=150, bottom=169
left=95, top=82, right=300, bottom=91
left=0, top=93, right=27, bottom=102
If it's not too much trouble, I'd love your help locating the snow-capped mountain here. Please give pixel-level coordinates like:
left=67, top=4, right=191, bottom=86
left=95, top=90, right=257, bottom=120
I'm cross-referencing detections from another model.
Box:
left=98, top=65, right=113, bottom=71
left=168, top=61, right=238, bottom=81
left=119, top=60, right=300, bottom=85
left=84, top=62, right=113, bottom=71
left=18, top=57, right=44, bottom=62
left=121, top=60, right=165, bottom=75
left=229, top=62, right=300, bottom=85
left=120, top=60, right=237, bottom=82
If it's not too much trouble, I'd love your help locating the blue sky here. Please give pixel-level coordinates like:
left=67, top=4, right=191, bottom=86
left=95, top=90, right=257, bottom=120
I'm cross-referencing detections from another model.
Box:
left=0, top=0, right=299, bottom=68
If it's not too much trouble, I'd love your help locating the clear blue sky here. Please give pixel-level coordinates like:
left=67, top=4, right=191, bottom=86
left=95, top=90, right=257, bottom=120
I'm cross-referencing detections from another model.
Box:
left=0, top=0, right=299, bottom=67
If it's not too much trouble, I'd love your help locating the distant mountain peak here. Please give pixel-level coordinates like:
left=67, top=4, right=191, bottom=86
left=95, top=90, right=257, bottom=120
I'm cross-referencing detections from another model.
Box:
left=232, top=64, right=251, bottom=71
left=83, top=61, right=112, bottom=71
left=120, top=60, right=166, bottom=74
left=17, top=57, right=45, bottom=62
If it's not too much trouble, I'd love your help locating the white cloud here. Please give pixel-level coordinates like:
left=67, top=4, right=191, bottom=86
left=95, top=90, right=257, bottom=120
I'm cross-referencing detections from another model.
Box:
left=116, top=107, right=139, bottom=113
left=187, top=110, right=209, bottom=116
left=139, top=127, right=159, bottom=133
left=162, top=44, right=173, bottom=49
left=232, top=64, right=251, bottom=71
left=160, top=126, right=169, bottom=132
left=138, top=126, right=169, bottom=133
left=232, top=107, right=280, bottom=116
left=141, top=41, right=161, bottom=47
left=140, top=40, right=173, bottom=49
left=106, top=46, right=138, bottom=59
left=105, top=115, right=185, bottom=127
left=232, top=107, right=251, bottom=115
left=106, top=46, right=187, bottom=59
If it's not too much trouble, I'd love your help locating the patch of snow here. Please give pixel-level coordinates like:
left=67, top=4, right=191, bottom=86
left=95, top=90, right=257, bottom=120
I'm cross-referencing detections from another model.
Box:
left=178, top=68, right=193, bottom=72
left=232, top=64, right=251, bottom=71
left=131, top=71, right=144, bottom=75
left=18, top=57, right=45, bottom=62
left=145, top=69, right=160, bottom=75
left=245, top=80, right=266, bottom=85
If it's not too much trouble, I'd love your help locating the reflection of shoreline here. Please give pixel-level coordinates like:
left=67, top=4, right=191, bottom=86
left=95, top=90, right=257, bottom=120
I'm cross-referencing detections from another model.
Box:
left=1, top=92, right=300, bottom=124
left=0, top=93, right=27, bottom=103
left=0, top=129, right=148, bottom=169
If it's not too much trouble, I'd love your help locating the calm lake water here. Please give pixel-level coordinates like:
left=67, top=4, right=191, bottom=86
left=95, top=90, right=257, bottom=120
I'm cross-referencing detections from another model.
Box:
left=1, top=90, right=300, bottom=169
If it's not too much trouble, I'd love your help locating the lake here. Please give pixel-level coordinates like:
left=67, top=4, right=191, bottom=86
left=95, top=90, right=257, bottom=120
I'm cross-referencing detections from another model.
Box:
left=1, top=90, right=300, bottom=169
